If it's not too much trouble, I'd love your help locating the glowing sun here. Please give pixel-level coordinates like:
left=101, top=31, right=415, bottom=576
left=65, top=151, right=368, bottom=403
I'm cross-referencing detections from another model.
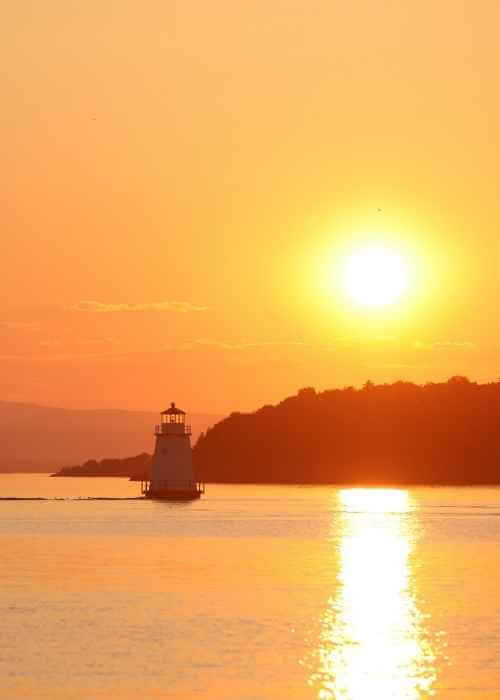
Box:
left=343, top=246, right=409, bottom=307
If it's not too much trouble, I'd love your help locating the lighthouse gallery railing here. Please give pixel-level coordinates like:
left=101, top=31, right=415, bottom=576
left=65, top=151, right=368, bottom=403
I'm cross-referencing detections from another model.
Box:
left=154, top=424, right=192, bottom=435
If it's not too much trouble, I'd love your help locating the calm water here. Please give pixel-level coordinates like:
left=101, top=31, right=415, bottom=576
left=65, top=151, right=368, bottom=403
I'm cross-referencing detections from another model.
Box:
left=1, top=476, right=500, bottom=699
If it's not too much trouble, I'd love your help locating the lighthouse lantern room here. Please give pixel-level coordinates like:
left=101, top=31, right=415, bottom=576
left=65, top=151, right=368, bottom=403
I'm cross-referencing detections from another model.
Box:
left=144, top=402, right=204, bottom=500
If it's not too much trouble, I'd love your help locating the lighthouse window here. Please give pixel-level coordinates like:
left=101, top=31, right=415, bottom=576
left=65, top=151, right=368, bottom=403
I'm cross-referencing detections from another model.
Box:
left=162, top=448, right=168, bottom=455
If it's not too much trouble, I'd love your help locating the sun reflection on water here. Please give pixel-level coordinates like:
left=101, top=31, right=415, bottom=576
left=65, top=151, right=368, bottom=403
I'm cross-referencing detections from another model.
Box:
left=309, top=489, right=438, bottom=699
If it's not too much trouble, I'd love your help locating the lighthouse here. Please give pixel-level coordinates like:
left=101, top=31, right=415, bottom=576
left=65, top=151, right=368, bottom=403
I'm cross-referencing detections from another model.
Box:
left=144, top=403, right=204, bottom=500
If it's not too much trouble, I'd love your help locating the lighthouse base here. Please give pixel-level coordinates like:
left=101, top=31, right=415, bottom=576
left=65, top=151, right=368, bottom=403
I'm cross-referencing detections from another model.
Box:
left=142, top=481, right=205, bottom=501
left=145, top=488, right=202, bottom=501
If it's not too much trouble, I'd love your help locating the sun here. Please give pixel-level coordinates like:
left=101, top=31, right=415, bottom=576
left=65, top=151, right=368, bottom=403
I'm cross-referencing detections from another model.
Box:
left=342, top=246, right=410, bottom=307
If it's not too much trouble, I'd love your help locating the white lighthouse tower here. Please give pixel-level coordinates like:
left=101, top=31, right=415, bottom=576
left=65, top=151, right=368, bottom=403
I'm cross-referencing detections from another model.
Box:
left=144, top=402, right=204, bottom=500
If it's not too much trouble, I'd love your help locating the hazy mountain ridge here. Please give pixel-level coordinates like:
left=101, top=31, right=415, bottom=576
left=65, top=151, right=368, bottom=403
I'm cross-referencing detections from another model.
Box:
left=0, top=401, right=221, bottom=472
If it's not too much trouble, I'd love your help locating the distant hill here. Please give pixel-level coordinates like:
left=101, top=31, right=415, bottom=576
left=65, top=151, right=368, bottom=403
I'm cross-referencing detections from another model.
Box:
left=193, top=378, right=500, bottom=485
left=0, top=401, right=222, bottom=473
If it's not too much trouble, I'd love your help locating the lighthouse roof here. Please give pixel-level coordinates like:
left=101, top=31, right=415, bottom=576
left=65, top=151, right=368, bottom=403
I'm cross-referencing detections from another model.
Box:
left=161, top=402, right=186, bottom=415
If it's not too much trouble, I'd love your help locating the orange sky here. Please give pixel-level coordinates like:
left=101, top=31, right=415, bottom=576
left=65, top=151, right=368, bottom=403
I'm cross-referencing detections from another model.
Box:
left=2, top=0, right=500, bottom=413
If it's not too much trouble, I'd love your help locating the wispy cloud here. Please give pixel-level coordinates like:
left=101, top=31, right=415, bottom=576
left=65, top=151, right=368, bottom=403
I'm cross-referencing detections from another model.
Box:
left=164, top=337, right=399, bottom=353
left=432, top=340, right=476, bottom=349
left=68, top=300, right=210, bottom=313
left=413, top=340, right=476, bottom=351
left=77, top=337, right=121, bottom=346
left=190, top=338, right=310, bottom=351
left=39, top=339, right=62, bottom=348
left=378, top=362, right=431, bottom=370
left=0, top=349, right=132, bottom=363
left=331, top=334, right=398, bottom=347
left=0, top=320, right=41, bottom=331
left=39, top=337, right=120, bottom=348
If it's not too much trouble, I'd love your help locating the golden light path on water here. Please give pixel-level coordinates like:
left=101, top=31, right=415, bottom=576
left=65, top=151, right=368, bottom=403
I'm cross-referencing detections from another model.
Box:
left=309, top=489, right=438, bottom=699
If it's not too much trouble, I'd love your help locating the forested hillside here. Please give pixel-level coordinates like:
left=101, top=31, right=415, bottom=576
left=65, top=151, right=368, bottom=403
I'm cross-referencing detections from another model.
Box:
left=193, top=378, right=500, bottom=484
